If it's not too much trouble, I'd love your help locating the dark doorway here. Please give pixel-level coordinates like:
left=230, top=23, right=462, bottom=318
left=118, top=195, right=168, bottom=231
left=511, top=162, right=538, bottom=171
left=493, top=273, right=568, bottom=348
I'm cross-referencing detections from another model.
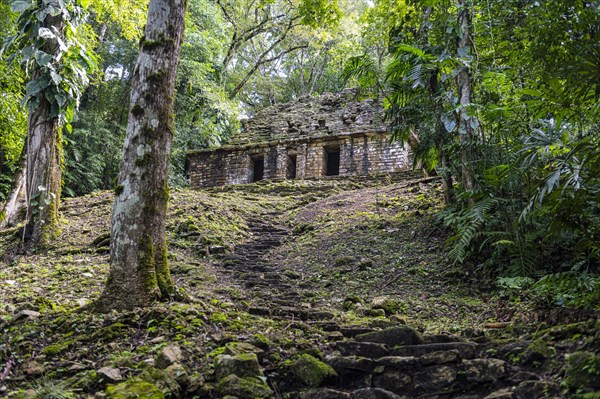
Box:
left=325, top=147, right=340, bottom=176
left=287, top=155, right=297, bottom=179
left=252, top=157, right=264, bottom=182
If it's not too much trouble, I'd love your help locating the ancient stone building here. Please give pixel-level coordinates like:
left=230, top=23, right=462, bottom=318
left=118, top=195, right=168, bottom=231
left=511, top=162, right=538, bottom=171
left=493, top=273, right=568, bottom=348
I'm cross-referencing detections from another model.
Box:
left=187, top=90, right=410, bottom=188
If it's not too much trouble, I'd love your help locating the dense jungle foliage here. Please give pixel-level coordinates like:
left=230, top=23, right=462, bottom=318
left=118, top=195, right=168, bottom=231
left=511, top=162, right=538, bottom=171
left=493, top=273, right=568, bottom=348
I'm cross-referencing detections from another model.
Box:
left=0, top=0, right=598, bottom=308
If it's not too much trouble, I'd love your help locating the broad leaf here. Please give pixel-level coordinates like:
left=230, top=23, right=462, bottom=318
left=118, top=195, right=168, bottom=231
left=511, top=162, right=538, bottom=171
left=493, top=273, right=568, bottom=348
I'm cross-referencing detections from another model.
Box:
left=34, top=50, right=53, bottom=66
left=10, top=0, right=33, bottom=12
left=441, top=113, right=457, bottom=133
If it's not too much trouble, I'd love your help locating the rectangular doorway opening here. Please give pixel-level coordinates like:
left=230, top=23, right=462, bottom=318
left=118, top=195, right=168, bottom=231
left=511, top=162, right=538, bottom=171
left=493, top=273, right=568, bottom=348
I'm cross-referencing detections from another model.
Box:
left=287, top=155, right=297, bottom=179
left=252, top=157, right=264, bottom=182
left=325, top=147, right=340, bottom=176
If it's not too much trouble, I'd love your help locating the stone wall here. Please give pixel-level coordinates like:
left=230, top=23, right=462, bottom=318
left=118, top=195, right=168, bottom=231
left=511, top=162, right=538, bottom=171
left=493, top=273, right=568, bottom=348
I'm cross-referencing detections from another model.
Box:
left=187, top=132, right=409, bottom=188
left=186, top=90, right=411, bottom=188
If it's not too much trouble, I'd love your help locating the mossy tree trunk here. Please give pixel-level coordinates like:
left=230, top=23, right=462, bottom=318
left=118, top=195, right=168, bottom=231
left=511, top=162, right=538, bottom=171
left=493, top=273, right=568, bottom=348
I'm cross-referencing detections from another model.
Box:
left=20, top=11, right=65, bottom=249
left=95, top=0, right=187, bottom=311
left=23, top=96, right=63, bottom=247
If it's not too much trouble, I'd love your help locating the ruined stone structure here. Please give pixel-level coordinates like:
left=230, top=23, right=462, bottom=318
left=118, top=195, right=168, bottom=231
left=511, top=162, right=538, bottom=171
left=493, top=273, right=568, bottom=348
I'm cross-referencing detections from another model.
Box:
left=187, top=90, right=410, bottom=188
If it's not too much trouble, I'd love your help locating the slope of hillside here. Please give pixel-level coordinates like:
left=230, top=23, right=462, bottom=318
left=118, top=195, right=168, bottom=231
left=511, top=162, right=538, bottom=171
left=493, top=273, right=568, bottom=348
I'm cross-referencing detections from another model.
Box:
left=0, top=174, right=598, bottom=399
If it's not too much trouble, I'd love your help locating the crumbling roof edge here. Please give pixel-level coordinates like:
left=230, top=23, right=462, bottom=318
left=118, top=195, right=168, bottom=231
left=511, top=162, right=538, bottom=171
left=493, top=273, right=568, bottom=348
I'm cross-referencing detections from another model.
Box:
left=186, top=127, right=390, bottom=156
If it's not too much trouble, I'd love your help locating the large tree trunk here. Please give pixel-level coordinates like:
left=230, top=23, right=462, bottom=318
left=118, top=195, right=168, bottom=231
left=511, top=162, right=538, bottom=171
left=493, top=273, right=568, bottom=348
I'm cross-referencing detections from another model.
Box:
left=95, top=0, right=187, bottom=311
left=456, top=0, right=476, bottom=192
left=22, top=96, right=63, bottom=247
left=19, top=7, right=65, bottom=249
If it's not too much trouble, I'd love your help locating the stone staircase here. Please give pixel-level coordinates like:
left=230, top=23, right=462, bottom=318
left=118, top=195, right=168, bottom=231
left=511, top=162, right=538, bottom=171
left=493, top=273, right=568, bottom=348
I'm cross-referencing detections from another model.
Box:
left=210, top=180, right=560, bottom=399
left=264, top=322, right=559, bottom=399
left=216, top=214, right=336, bottom=322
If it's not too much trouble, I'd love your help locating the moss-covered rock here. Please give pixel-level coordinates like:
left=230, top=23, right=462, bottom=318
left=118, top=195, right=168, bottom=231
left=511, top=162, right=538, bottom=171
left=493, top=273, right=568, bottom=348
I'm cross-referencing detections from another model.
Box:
left=250, top=334, right=271, bottom=350
left=215, top=353, right=262, bottom=380
left=138, top=367, right=181, bottom=397
left=216, top=374, right=273, bottom=399
left=369, top=297, right=401, bottom=315
left=522, top=339, right=556, bottom=365
left=224, top=342, right=265, bottom=359
left=106, top=380, right=165, bottom=399
left=286, top=354, right=337, bottom=388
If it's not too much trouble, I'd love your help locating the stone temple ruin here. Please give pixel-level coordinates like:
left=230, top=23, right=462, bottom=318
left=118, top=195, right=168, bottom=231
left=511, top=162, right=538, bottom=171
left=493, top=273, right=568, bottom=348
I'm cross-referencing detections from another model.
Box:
left=187, top=89, right=411, bottom=188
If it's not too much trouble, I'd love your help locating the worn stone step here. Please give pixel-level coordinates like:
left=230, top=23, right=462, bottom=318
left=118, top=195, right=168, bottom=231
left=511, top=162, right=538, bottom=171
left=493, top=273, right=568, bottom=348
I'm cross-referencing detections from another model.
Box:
left=311, top=321, right=342, bottom=332
left=286, top=388, right=350, bottom=399
left=339, top=327, right=377, bottom=338
left=355, top=327, right=424, bottom=347
left=390, top=342, right=478, bottom=359
left=327, top=356, right=377, bottom=388
left=334, top=341, right=390, bottom=359
left=350, top=388, right=406, bottom=399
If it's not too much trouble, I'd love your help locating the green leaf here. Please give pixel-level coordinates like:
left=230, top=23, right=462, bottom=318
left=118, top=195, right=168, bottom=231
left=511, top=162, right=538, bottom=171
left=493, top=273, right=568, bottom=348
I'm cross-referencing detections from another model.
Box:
left=10, top=0, right=33, bottom=12
left=34, top=50, right=53, bottom=66
left=25, top=77, right=50, bottom=97
left=441, top=113, right=457, bottom=133
left=51, top=71, right=63, bottom=85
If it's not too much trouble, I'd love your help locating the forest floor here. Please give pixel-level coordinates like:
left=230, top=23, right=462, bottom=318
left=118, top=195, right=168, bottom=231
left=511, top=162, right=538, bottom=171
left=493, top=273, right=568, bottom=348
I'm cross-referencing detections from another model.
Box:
left=0, top=173, right=598, bottom=399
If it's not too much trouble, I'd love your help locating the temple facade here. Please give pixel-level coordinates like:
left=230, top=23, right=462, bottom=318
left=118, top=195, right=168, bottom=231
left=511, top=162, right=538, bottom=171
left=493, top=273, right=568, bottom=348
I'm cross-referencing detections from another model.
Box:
left=187, top=90, right=410, bottom=188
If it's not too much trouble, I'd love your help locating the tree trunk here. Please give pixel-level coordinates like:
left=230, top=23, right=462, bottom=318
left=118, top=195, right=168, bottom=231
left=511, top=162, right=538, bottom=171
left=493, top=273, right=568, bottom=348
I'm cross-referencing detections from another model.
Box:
left=20, top=6, right=65, bottom=249
left=22, top=96, right=63, bottom=247
left=0, top=149, right=27, bottom=230
left=456, top=0, right=476, bottom=192
left=95, top=0, right=187, bottom=311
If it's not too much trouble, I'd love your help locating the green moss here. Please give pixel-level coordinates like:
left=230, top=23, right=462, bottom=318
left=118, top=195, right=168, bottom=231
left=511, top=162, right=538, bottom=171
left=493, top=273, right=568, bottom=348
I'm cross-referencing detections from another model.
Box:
left=371, top=297, right=402, bottom=315
left=138, top=235, right=159, bottom=295
left=138, top=368, right=180, bottom=397
left=250, top=334, right=270, bottom=350
left=216, top=374, right=273, bottom=399
left=286, top=354, right=337, bottom=388
left=156, top=239, right=174, bottom=298
left=106, top=380, right=164, bottom=399
left=140, top=37, right=164, bottom=51
left=42, top=339, right=74, bottom=356
left=525, top=339, right=556, bottom=364
left=91, top=232, right=111, bottom=247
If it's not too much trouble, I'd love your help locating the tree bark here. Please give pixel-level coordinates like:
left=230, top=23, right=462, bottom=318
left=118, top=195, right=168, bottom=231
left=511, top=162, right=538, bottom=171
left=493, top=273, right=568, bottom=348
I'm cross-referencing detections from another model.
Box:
left=456, top=0, right=476, bottom=192
left=0, top=149, right=27, bottom=230
left=22, top=96, right=63, bottom=247
left=95, top=0, right=187, bottom=311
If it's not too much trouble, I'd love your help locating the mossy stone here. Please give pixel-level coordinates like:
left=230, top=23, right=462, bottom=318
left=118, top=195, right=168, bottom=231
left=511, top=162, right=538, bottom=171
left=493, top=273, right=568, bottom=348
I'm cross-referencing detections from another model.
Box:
left=522, top=339, right=556, bottom=365
left=216, top=374, right=273, bottom=399
left=224, top=342, right=265, bottom=359
left=138, top=367, right=181, bottom=397
left=287, top=354, right=337, bottom=388
left=215, top=353, right=262, bottom=380
left=355, top=326, right=424, bottom=347
left=250, top=334, right=271, bottom=350
left=106, top=380, right=165, bottom=399
left=370, top=296, right=401, bottom=315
